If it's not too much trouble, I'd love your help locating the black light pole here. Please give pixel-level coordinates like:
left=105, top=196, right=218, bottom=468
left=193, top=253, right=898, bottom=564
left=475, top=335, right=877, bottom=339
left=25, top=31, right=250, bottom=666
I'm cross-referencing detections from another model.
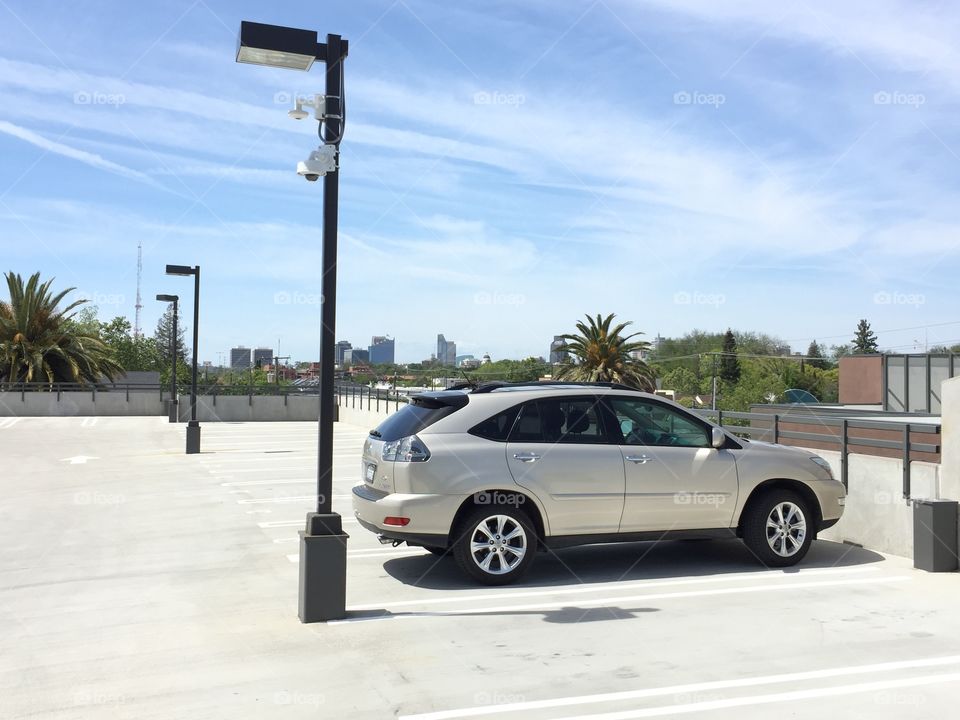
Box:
left=166, top=264, right=201, bottom=453
left=156, top=294, right=179, bottom=423
left=237, top=21, right=349, bottom=622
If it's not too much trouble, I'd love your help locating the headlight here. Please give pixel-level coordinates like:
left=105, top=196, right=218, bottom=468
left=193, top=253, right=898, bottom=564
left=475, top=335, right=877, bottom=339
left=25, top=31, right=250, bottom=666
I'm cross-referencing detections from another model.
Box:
left=810, top=456, right=833, bottom=477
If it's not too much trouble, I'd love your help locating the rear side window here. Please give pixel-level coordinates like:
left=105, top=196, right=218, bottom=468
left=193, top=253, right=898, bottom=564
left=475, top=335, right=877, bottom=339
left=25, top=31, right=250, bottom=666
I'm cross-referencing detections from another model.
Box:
left=374, top=398, right=463, bottom=442
left=469, top=404, right=521, bottom=442
left=508, top=397, right=608, bottom=444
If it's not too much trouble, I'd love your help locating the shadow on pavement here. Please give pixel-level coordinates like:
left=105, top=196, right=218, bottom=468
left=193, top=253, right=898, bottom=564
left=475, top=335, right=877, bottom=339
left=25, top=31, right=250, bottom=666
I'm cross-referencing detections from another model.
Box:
left=381, top=539, right=886, bottom=591
left=342, top=606, right=661, bottom=624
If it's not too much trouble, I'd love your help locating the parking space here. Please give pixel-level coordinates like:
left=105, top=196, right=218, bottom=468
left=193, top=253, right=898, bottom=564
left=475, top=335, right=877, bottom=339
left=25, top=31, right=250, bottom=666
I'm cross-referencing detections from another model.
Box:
left=2, top=418, right=959, bottom=719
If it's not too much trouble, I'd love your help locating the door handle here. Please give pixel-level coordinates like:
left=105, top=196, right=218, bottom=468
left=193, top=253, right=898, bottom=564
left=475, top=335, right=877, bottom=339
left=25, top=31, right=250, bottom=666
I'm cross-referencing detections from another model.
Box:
left=624, top=454, right=653, bottom=464
left=513, top=452, right=541, bottom=462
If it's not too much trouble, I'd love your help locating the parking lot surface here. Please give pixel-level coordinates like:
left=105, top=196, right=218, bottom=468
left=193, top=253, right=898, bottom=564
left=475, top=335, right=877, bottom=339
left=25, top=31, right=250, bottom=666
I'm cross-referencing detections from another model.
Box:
left=2, top=417, right=959, bottom=719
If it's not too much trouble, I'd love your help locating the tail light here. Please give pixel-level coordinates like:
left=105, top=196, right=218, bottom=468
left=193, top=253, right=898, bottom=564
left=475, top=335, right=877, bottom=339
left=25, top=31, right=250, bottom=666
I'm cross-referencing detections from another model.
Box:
left=382, top=434, right=431, bottom=462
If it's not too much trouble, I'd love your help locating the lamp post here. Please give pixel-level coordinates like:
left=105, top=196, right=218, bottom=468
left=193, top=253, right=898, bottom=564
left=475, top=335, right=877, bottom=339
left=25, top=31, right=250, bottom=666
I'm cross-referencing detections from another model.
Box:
left=236, top=20, right=349, bottom=623
left=156, top=294, right=179, bottom=423
left=165, top=264, right=201, bottom=454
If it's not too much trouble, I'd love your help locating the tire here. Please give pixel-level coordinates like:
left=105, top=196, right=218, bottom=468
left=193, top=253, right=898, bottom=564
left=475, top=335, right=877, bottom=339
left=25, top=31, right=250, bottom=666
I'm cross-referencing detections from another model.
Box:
left=453, top=506, right=536, bottom=585
left=742, top=490, right=814, bottom=567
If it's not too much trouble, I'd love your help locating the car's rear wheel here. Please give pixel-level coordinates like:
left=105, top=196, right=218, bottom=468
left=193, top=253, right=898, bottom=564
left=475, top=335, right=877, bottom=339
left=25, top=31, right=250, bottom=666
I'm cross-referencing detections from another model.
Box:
left=742, top=490, right=814, bottom=567
left=453, top=507, right=535, bottom=585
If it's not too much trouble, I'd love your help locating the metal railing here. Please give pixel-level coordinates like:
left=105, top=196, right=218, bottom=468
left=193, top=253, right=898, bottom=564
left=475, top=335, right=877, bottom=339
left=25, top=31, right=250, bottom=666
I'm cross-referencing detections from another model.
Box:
left=693, top=409, right=941, bottom=499
left=334, top=383, right=409, bottom=414
left=0, top=381, right=321, bottom=402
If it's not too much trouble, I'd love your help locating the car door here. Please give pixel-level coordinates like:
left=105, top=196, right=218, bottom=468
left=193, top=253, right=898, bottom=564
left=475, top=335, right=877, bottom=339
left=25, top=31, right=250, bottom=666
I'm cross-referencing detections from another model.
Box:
left=606, top=396, right=738, bottom=532
left=505, top=396, right=625, bottom=536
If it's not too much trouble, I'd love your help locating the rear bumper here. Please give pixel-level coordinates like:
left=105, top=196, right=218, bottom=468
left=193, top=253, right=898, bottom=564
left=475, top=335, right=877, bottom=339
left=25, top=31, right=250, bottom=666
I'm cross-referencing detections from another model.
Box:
left=351, top=482, right=463, bottom=545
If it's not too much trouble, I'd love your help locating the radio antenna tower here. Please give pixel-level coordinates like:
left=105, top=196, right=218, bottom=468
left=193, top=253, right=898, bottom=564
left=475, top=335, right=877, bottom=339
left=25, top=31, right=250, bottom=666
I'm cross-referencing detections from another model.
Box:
left=134, top=241, right=143, bottom=338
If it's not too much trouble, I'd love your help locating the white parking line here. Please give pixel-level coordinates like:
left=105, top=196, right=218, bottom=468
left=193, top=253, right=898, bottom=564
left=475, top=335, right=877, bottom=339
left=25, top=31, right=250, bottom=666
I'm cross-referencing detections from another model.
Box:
left=258, top=517, right=357, bottom=528
left=220, top=479, right=315, bottom=486
left=399, top=655, right=960, bottom=720
left=334, top=575, right=909, bottom=623
left=237, top=494, right=352, bottom=504
left=350, top=565, right=882, bottom=610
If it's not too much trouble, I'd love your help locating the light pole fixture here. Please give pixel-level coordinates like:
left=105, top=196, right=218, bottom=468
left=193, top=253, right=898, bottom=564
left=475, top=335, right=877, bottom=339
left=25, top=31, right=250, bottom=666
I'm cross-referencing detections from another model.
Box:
left=165, top=264, right=201, bottom=454
left=156, top=294, right=179, bottom=423
left=236, top=20, right=349, bottom=623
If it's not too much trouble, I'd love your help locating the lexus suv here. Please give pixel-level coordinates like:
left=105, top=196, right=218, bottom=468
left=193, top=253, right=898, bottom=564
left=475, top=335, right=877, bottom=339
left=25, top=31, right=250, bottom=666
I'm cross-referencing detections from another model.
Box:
left=352, top=382, right=846, bottom=585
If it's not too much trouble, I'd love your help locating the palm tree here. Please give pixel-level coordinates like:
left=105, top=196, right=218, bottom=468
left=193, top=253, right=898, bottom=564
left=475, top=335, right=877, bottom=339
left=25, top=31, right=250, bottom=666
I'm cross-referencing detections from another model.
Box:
left=555, top=313, right=656, bottom=391
left=0, top=272, right=123, bottom=385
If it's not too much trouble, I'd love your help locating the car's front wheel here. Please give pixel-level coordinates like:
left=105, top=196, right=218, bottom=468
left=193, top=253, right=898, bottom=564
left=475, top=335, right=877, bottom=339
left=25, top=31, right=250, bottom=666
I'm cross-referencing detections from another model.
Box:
left=453, top=507, right=535, bottom=585
left=742, top=490, right=814, bottom=566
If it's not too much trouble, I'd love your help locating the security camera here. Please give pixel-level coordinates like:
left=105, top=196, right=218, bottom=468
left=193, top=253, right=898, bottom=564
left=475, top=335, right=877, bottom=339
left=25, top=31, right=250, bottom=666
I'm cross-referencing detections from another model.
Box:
left=288, top=94, right=326, bottom=121
left=296, top=145, right=337, bottom=181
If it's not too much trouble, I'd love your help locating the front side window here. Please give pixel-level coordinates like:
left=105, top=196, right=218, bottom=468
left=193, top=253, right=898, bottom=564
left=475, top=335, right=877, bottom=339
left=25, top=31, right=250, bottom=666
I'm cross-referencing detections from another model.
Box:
left=608, top=397, right=709, bottom=447
left=508, top=397, right=607, bottom=444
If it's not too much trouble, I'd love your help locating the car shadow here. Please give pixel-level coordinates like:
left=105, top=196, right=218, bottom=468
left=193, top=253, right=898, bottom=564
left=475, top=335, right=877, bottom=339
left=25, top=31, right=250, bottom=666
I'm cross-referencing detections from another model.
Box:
left=380, top=538, right=886, bottom=591
left=342, top=605, right=661, bottom=624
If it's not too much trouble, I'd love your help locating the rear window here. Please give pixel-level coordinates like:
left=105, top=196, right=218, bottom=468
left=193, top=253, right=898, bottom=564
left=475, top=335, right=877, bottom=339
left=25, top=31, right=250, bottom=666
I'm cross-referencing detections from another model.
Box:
left=372, top=396, right=465, bottom=442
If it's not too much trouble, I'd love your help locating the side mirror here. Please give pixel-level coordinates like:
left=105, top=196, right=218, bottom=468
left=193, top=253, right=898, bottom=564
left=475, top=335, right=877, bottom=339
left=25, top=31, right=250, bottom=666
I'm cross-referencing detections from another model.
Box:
left=711, top=427, right=726, bottom=449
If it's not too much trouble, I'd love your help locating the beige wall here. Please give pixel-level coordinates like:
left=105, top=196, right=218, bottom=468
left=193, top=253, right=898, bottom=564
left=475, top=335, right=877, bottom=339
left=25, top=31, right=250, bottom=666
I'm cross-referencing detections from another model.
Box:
left=838, top=355, right=884, bottom=405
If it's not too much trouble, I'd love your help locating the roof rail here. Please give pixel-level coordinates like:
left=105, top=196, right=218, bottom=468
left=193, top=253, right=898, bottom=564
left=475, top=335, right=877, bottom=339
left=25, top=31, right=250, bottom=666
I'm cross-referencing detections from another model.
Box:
left=468, top=380, right=641, bottom=394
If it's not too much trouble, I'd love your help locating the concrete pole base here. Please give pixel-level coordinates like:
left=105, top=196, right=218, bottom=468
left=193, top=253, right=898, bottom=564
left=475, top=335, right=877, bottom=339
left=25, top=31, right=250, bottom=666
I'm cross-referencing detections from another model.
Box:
left=298, top=512, right=348, bottom=622
left=186, top=421, right=201, bottom=454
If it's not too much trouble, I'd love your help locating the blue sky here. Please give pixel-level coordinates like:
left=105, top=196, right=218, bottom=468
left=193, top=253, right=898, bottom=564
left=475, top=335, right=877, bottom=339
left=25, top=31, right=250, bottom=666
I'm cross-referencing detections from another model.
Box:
left=1, top=0, right=959, bottom=364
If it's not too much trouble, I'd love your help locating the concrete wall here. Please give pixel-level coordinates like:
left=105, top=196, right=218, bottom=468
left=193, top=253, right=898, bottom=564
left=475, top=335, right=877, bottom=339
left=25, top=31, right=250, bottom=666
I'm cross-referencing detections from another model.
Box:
left=178, top=395, right=322, bottom=422
left=938, top=377, right=960, bottom=556
left=0, top=390, right=167, bottom=417
left=0, top=391, right=324, bottom=422
left=812, top=448, right=940, bottom=559
left=838, top=355, right=884, bottom=405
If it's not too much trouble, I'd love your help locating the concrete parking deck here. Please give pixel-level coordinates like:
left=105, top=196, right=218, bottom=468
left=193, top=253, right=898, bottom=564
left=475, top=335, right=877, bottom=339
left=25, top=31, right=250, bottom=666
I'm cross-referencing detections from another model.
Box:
left=2, top=417, right=959, bottom=719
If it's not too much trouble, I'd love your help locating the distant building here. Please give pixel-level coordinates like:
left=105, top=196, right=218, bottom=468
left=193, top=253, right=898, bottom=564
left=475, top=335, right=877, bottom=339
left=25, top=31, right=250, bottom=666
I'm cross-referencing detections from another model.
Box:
left=344, top=348, right=369, bottom=364
left=253, top=347, right=273, bottom=368
left=482, top=353, right=491, bottom=364
left=230, top=346, right=251, bottom=369
left=335, top=340, right=352, bottom=366
left=455, top=354, right=476, bottom=366
left=549, top=335, right=567, bottom=364
left=369, top=336, right=395, bottom=364
left=437, top=334, right=449, bottom=366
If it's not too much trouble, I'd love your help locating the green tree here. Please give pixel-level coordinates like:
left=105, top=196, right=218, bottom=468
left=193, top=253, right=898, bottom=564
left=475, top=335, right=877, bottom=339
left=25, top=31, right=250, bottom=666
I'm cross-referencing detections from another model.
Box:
left=154, top=304, right=187, bottom=366
left=98, top=316, right=162, bottom=372
left=806, top=340, right=831, bottom=370
left=0, top=272, right=123, bottom=384
left=662, top=366, right=700, bottom=395
left=555, top=313, right=655, bottom=391
left=719, top=328, right=741, bottom=384
left=852, top=319, right=879, bottom=354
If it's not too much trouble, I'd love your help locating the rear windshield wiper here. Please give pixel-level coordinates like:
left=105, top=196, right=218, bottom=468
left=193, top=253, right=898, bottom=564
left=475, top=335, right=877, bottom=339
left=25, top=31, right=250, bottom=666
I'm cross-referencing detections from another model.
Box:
left=369, top=429, right=382, bottom=438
